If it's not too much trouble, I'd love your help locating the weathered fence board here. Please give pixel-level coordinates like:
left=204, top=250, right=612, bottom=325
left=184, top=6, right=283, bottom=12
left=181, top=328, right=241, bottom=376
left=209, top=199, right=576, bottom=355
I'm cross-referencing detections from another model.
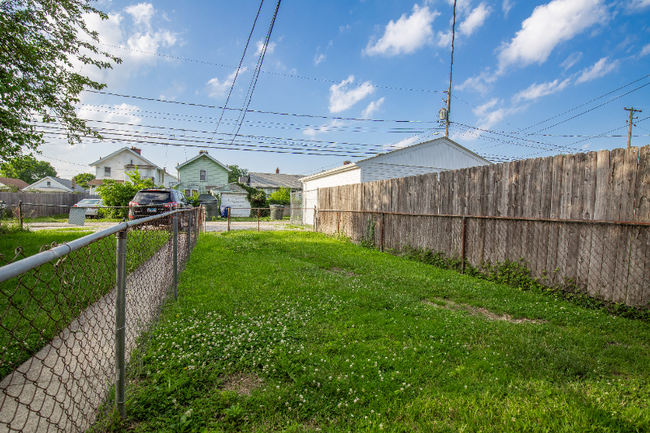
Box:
left=317, top=146, right=650, bottom=307
left=0, top=192, right=99, bottom=218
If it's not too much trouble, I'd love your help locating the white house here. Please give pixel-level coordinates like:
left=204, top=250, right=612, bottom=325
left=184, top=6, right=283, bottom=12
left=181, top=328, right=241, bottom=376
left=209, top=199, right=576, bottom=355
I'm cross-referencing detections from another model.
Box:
left=87, top=147, right=178, bottom=194
left=23, top=176, right=87, bottom=193
left=301, top=137, right=491, bottom=225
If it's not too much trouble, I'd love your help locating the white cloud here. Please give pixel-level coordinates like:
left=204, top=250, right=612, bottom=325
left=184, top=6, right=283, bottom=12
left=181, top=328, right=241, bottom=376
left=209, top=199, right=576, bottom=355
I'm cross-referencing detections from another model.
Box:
left=513, top=78, right=570, bottom=103
left=628, top=0, right=650, bottom=9
left=329, top=75, right=375, bottom=113
left=207, top=68, right=248, bottom=99
left=363, top=5, right=440, bottom=56
left=502, top=0, right=514, bottom=17
left=470, top=98, right=525, bottom=132
left=560, top=52, right=583, bottom=70
left=78, top=103, right=143, bottom=127
left=255, top=40, right=276, bottom=56
left=445, top=0, right=472, bottom=15
left=127, top=30, right=176, bottom=62
left=497, top=0, right=607, bottom=73
left=314, top=53, right=326, bottom=65
left=125, top=3, right=155, bottom=28
left=640, top=43, right=650, bottom=57
left=575, top=57, right=619, bottom=84
left=436, top=30, right=452, bottom=48
left=459, top=3, right=491, bottom=36
left=303, top=120, right=345, bottom=137
left=77, top=3, right=178, bottom=93
left=456, top=69, right=497, bottom=93
left=362, top=98, right=385, bottom=118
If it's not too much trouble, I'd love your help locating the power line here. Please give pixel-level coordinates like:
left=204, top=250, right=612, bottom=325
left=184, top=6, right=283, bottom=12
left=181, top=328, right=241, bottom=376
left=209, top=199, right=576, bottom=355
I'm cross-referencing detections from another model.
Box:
left=532, top=81, right=650, bottom=133
left=77, top=104, right=430, bottom=133
left=210, top=0, right=266, bottom=141
left=229, top=0, right=282, bottom=145
left=524, top=74, right=650, bottom=131
left=85, top=90, right=436, bottom=124
left=88, top=41, right=443, bottom=94
left=35, top=120, right=386, bottom=151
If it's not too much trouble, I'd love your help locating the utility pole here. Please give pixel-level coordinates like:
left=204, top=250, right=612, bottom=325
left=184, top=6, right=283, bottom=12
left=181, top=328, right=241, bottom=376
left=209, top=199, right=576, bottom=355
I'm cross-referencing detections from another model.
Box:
left=444, top=0, right=458, bottom=138
left=624, top=107, right=642, bottom=148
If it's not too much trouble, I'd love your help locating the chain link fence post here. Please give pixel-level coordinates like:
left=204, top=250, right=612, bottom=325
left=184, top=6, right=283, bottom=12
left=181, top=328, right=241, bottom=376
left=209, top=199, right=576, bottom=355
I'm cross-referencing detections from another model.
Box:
left=461, top=216, right=467, bottom=274
left=187, top=210, right=192, bottom=258
left=115, top=229, right=127, bottom=419
left=227, top=207, right=231, bottom=232
left=313, top=206, right=317, bottom=232
left=18, top=200, right=23, bottom=230
left=173, top=213, right=178, bottom=300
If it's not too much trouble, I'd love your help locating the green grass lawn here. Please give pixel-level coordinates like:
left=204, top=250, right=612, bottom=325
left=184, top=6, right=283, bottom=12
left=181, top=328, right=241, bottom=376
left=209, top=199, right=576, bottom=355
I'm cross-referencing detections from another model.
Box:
left=0, top=228, right=172, bottom=378
left=21, top=214, right=123, bottom=223
left=118, top=231, right=650, bottom=432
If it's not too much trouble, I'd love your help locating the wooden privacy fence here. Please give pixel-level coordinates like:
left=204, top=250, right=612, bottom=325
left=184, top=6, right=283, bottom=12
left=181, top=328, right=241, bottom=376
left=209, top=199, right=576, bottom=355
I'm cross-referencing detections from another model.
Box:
left=315, top=146, right=650, bottom=308
left=0, top=192, right=99, bottom=218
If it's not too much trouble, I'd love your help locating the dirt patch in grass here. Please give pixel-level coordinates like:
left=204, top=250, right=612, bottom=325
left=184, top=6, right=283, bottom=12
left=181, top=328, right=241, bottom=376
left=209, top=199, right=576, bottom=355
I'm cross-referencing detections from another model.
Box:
left=423, top=298, right=544, bottom=324
left=328, top=267, right=358, bottom=277
left=222, top=373, right=263, bottom=396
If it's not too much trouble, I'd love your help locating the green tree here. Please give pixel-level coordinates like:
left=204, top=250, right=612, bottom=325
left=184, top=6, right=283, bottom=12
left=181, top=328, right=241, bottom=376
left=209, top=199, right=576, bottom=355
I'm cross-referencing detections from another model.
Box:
left=97, top=169, right=157, bottom=218
left=0, top=0, right=121, bottom=161
left=0, top=154, right=56, bottom=184
left=72, top=172, right=95, bottom=190
left=268, top=187, right=290, bottom=205
left=227, top=165, right=249, bottom=183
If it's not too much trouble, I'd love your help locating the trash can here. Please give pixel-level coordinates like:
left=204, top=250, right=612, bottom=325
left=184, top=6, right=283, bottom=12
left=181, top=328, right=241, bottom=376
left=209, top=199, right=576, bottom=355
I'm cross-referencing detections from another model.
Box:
left=221, top=206, right=231, bottom=218
left=270, top=204, right=284, bottom=220
left=198, top=194, right=219, bottom=219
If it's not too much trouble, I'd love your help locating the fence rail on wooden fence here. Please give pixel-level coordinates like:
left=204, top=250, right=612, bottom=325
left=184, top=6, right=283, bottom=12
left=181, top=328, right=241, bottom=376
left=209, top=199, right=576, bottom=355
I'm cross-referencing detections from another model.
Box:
left=315, top=146, right=650, bottom=309
left=0, top=193, right=99, bottom=218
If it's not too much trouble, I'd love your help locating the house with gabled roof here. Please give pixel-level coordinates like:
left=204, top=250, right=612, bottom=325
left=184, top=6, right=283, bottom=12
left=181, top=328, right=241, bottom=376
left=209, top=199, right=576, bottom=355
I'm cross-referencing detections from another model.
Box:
left=0, top=177, right=29, bottom=191
left=23, top=176, right=87, bottom=193
left=176, top=150, right=230, bottom=195
left=239, top=169, right=304, bottom=194
left=87, top=146, right=177, bottom=194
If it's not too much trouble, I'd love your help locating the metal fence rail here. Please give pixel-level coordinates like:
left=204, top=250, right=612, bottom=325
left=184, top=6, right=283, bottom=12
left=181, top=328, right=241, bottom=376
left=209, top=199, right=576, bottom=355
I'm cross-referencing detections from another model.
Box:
left=0, top=208, right=203, bottom=432
left=316, top=209, right=650, bottom=308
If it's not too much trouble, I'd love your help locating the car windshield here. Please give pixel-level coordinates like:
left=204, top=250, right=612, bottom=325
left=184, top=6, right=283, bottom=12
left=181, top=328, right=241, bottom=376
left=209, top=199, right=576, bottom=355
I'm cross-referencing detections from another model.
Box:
left=133, top=191, right=172, bottom=204
left=78, top=199, right=100, bottom=205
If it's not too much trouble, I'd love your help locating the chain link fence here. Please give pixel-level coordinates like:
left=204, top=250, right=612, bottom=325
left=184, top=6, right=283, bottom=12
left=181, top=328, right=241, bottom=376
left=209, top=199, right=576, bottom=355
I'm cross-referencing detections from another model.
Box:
left=0, top=208, right=202, bottom=432
left=316, top=209, right=650, bottom=308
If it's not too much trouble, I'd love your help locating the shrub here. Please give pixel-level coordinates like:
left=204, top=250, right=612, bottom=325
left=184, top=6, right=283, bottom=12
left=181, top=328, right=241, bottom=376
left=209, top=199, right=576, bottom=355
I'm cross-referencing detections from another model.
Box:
left=97, top=169, right=158, bottom=218
left=268, top=187, right=290, bottom=205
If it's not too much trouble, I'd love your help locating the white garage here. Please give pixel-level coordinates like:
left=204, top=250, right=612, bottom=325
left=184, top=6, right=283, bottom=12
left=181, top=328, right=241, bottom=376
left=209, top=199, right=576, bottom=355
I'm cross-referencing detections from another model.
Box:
left=301, top=137, right=491, bottom=225
left=211, top=183, right=250, bottom=217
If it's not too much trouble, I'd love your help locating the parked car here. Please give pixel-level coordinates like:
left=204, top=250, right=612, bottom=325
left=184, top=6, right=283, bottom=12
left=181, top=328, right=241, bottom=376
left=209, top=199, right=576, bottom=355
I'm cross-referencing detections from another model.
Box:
left=73, top=199, right=104, bottom=218
left=128, top=189, right=190, bottom=219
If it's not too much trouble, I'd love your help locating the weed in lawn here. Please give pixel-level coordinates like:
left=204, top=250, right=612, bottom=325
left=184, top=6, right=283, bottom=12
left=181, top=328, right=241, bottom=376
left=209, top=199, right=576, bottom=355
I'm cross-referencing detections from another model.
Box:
left=111, top=231, right=650, bottom=432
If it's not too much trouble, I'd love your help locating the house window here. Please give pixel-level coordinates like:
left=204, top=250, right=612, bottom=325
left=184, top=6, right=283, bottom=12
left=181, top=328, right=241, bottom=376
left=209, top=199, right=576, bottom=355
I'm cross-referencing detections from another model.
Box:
left=104, top=167, right=111, bottom=177
left=184, top=189, right=190, bottom=196
left=200, top=169, right=207, bottom=182
left=46, top=181, right=51, bottom=187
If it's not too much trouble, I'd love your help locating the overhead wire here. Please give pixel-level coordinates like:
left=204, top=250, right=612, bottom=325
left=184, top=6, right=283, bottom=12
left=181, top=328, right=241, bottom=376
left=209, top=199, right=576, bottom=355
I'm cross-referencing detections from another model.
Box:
left=209, top=0, right=266, bottom=141
left=85, top=90, right=436, bottom=124
left=88, top=41, right=443, bottom=94
left=76, top=104, right=431, bottom=134
left=229, top=0, right=282, bottom=145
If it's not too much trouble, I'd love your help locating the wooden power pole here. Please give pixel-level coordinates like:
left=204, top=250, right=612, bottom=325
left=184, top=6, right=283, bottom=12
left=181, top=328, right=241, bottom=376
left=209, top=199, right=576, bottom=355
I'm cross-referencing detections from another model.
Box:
left=624, top=107, right=642, bottom=148
left=444, top=0, right=458, bottom=138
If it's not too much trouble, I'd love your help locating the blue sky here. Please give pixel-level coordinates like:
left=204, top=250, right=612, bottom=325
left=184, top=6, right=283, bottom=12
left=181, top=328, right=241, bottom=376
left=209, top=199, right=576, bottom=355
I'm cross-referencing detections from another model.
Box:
left=41, top=0, right=650, bottom=180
